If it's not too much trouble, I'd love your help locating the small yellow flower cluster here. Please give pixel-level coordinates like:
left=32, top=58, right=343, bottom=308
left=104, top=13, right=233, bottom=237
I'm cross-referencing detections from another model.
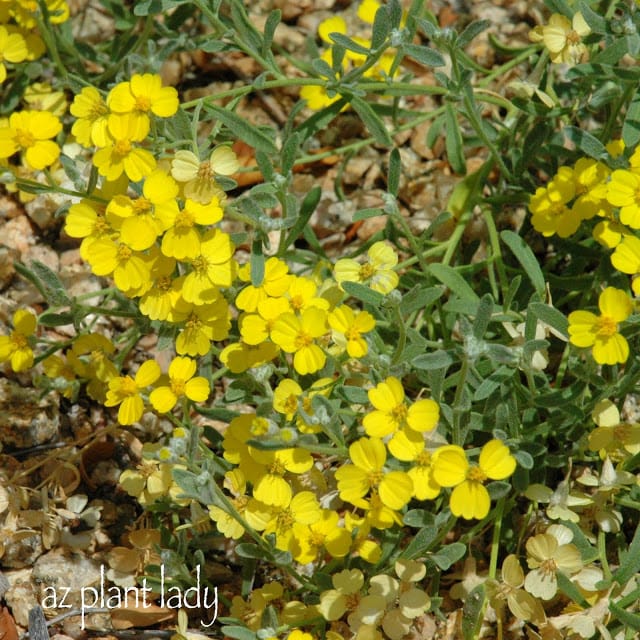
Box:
left=529, top=142, right=640, bottom=366
left=529, top=12, right=591, bottom=65
left=220, top=251, right=381, bottom=375
left=104, top=356, right=209, bottom=425
left=317, top=563, right=430, bottom=640
left=528, top=157, right=611, bottom=239
left=0, top=0, right=67, bottom=85
left=301, top=0, right=398, bottom=110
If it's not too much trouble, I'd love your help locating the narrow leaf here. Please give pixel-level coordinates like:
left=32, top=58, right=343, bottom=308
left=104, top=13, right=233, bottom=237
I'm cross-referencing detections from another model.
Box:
left=350, top=96, right=392, bottom=146
left=563, top=125, right=607, bottom=160
left=462, top=584, right=486, bottom=640
left=457, top=19, right=491, bottom=49
left=342, top=281, right=385, bottom=306
left=388, top=147, right=401, bottom=196
left=429, top=263, right=479, bottom=301
left=529, top=302, right=568, bottom=338
left=501, top=230, right=546, bottom=297
left=402, top=43, right=445, bottom=67
left=445, top=102, right=466, bottom=175
left=623, top=89, right=640, bottom=150
left=206, top=104, right=277, bottom=155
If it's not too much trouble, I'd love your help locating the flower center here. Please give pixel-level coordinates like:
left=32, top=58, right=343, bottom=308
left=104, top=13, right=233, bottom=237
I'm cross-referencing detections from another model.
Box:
left=283, top=394, right=298, bottom=415
left=157, top=276, right=172, bottom=292
left=368, top=470, right=384, bottom=488
left=359, top=263, right=375, bottom=280
left=170, top=378, right=186, bottom=396
left=416, top=450, right=432, bottom=467
left=294, top=332, right=313, bottom=349
left=15, top=128, right=35, bottom=148
left=191, top=255, right=209, bottom=274
left=135, top=95, right=152, bottom=112
left=90, top=101, right=108, bottom=119
left=467, top=465, right=487, bottom=482
left=539, top=558, right=558, bottom=576
left=197, top=161, right=214, bottom=181
left=12, top=332, right=28, bottom=349
left=346, top=326, right=361, bottom=341
left=597, top=315, right=617, bottom=337
left=121, top=376, right=138, bottom=396
left=132, top=197, right=152, bottom=215
left=391, top=404, right=408, bottom=422
left=175, top=209, right=196, bottom=229
left=114, top=139, right=131, bottom=156
left=117, top=244, right=132, bottom=261
left=566, top=30, right=581, bottom=45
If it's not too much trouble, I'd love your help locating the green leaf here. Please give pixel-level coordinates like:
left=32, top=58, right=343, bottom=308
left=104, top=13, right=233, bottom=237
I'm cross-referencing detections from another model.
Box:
left=612, top=521, right=640, bottom=587
left=609, top=602, right=640, bottom=631
left=281, top=132, right=300, bottom=175
left=623, top=89, right=640, bottom=150
left=338, top=385, right=369, bottom=404
left=591, top=37, right=628, bottom=65
left=388, top=147, right=401, bottom=197
left=330, top=33, right=371, bottom=55
left=563, top=126, right=607, bottom=160
left=412, top=350, right=455, bottom=370
left=342, top=281, right=385, bottom=306
left=473, top=366, right=515, bottom=402
left=461, top=584, right=486, bottom=640
left=529, top=302, right=568, bottom=339
left=353, top=207, right=385, bottom=221
left=445, top=102, right=466, bottom=175
left=281, top=186, right=321, bottom=250
left=295, top=97, right=349, bottom=140
left=473, top=293, right=494, bottom=340
left=430, top=542, right=466, bottom=570
left=513, top=450, right=533, bottom=469
left=400, top=285, right=443, bottom=316
left=556, top=571, right=589, bottom=608
left=250, top=239, right=265, bottom=286
left=235, top=543, right=264, bottom=559
left=403, top=509, right=436, bottom=528
left=501, top=230, right=546, bottom=297
left=14, top=260, right=71, bottom=307
left=262, top=9, right=281, bottom=57
left=206, top=104, right=277, bottom=155
left=429, top=263, right=479, bottom=301
left=403, top=526, right=438, bottom=558
left=457, top=19, right=490, bottom=49
left=402, top=43, right=445, bottom=67
left=221, top=627, right=258, bottom=640
left=350, top=96, right=392, bottom=147
left=59, top=154, right=85, bottom=192
left=486, top=480, right=512, bottom=500
left=38, top=310, right=75, bottom=327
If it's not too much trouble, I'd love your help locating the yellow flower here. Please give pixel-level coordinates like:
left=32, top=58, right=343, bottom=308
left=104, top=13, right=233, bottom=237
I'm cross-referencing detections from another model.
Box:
left=172, top=295, right=231, bottom=356
left=610, top=234, right=640, bottom=296
left=318, top=16, right=347, bottom=44
left=292, top=509, right=351, bottom=563
left=0, top=309, right=36, bottom=372
left=334, top=241, right=399, bottom=294
left=335, top=437, right=413, bottom=511
left=363, top=376, right=439, bottom=438
left=328, top=305, right=375, bottom=358
left=106, top=168, right=179, bottom=250
left=0, top=26, right=28, bottom=84
left=93, top=112, right=156, bottom=181
left=104, top=360, right=161, bottom=425
left=171, top=146, right=239, bottom=204
left=271, top=307, right=328, bottom=375
left=107, top=73, right=179, bottom=133
left=589, top=399, right=640, bottom=457
left=149, top=356, right=210, bottom=413
left=528, top=166, right=580, bottom=238
left=219, top=340, right=279, bottom=373
left=607, top=169, right=640, bottom=228
left=235, top=256, right=292, bottom=311
left=120, top=459, right=173, bottom=506
left=432, top=439, right=516, bottom=520
left=568, top=287, right=632, bottom=365
left=529, top=12, right=590, bottom=65
left=239, top=297, right=290, bottom=345
left=0, top=110, right=61, bottom=170
left=358, top=0, right=381, bottom=24
left=181, top=228, right=235, bottom=303
left=319, top=569, right=365, bottom=621
left=70, top=86, right=110, bottom=147
left=524, top=524, right=583, bottom=600
left=160, top=196, right=223, bottom=260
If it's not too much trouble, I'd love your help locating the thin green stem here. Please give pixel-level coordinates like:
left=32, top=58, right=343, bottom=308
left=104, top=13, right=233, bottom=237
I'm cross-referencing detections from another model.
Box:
left=452, top=357, right=469, bottom=445
left=489, top=498, right=504, bottom=580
